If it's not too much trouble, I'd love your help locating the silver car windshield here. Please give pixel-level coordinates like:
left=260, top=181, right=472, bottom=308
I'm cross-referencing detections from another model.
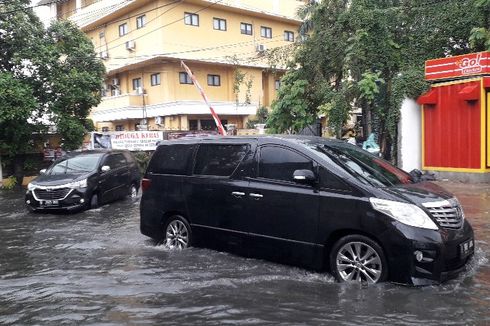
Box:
left=48, top=154, right=103, bottom=175
left=308, top=143, right=412, bottom=187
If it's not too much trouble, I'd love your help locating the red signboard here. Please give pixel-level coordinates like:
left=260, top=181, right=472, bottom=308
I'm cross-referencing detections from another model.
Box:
left=425, top=51, right=490, bottom=81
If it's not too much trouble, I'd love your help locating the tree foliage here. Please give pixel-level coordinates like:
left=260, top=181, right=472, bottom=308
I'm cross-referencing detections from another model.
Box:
left=0, top=0, right=105, bottom=160
left=267, top=0, right=487, bottom=160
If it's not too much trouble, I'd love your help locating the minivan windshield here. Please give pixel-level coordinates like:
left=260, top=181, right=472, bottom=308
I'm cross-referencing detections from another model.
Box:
left=309, top=143, right=412, bottom=187
left=47, top=154, right=103, bottom=175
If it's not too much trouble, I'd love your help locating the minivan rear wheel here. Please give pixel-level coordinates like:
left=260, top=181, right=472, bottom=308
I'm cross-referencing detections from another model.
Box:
left=163, top=216, right=192, bottom=250
left=330, top=235, right=387, bottom=284
left=129, top=183, right=138, bottom=198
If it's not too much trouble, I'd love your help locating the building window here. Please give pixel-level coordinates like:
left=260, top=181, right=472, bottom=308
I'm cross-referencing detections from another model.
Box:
left=115, top=125, right=124, bottom=131
left=275, top=80, right=281, bottom=90
left=207, top=74, right=221, bottom=86
left=184, top=12, right=199, bottom=26
left=151, top=73, right=161, bottom=86
left=213, top=17, right=226, bottom=31
left=136, top=15, right=146, bottom=29
left=179, top=72, right=192, bottom=84
left=99, top=31, right=105, bottom=39
left=101, top=127, right=109, bottom=132
left=261, top=26, right=272, bottom=38
left=119, top=23, right=128, bottom=36
left=240, top=22, right=253, bottom=35
left=132, top=77, right=141, bottom=90
left=284, top=30, right=294, bottom=42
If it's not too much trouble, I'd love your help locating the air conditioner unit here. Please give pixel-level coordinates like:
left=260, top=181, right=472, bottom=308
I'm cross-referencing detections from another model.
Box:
left=112, top=78, right=119, bottom=85
left=100, top=51, right=109, bottom=59
left=256, top=44, right=267, bottom=52
left=126, top=40, right=136, bottom=51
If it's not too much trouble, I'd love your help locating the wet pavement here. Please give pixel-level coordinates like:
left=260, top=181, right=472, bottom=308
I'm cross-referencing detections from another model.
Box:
left=0, top=181, right=489, bottom=325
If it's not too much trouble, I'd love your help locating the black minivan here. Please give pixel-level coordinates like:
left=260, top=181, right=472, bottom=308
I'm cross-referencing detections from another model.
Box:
left=140, top=136, right=474, bottom=285
left=26, top=150, right=141, bottom=212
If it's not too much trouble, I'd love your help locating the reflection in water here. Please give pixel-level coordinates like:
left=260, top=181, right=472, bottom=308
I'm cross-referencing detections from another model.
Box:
left=0, top=181, right=489, bottom=325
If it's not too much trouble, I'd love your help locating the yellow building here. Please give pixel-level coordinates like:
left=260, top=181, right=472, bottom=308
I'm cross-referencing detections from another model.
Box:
left=40, top=0, right=303, bottom=133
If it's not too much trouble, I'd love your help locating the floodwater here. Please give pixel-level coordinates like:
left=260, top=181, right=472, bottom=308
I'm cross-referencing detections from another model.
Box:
left=0, top=182, right=489, bottom=325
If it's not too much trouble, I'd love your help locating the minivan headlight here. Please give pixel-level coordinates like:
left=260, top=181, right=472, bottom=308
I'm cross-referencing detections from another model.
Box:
left=27, top=183, right=36, bottom=191
left=370, top=198, right=438, bottom=230
left=66, top=179, right=87, bottom=188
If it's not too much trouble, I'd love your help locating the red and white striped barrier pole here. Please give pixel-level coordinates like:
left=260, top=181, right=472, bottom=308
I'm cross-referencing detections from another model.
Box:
left=180, top=61, right=226, bottom=136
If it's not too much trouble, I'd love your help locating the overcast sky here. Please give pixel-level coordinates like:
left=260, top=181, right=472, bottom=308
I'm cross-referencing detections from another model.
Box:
left=32, top=0, right=51, bottom=25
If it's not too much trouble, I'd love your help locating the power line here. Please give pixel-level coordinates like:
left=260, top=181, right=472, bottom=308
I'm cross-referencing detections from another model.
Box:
left=100, top=0, right=224, bottom=54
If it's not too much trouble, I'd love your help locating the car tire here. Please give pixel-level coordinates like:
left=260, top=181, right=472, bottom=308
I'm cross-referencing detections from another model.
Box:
left=163, top=216, right=192, bottom=250
left=330, top=234, right=388, bottom=284
left=128, top=183, right=138, bottom=198
left=90, top=193, right=99, bottom=209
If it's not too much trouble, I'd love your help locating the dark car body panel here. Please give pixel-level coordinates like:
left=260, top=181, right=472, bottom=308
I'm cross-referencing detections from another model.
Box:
left=26, top=150, right=141, bottom=212
left=140, top=136, right=474, bottom=285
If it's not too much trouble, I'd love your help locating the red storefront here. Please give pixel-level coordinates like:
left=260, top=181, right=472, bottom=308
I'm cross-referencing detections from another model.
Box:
left=417, top=51, right=490, bottom=178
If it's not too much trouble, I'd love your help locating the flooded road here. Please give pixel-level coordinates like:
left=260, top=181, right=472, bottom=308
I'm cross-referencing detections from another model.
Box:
left=0, top=181, right=489, bottom=325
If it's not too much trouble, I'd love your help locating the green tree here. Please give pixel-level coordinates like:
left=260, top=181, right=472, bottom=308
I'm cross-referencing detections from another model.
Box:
left=268, top=0, right=485, bottom=160
left=0, top=1, right=105, bottom=182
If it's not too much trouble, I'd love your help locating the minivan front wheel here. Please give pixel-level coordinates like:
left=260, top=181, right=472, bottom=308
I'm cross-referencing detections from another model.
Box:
left=330, top=235, right=387, bottom=284
left=163, top=216, right=192, bottom=250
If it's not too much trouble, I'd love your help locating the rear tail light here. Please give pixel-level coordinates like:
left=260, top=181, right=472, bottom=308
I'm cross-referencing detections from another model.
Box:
left=141, top=178, right=151, bottom=192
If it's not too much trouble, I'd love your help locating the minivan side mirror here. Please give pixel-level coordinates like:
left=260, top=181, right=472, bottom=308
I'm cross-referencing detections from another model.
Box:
left=39, top=169, right=46, bottom=174
left=101, top=165, right=111, bottom=173
left=293, top=169, right=316, bottom=184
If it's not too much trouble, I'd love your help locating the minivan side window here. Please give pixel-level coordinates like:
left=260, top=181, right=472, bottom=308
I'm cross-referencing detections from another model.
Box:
left=194, top=144, right=249, bottom=176
left=318, top=167, right=351, bottom=191
left=259, top=146, right=314, bottom=182
left=104, top=154, right=126, bottom=169
left=147, top=144, right=195, bottom=175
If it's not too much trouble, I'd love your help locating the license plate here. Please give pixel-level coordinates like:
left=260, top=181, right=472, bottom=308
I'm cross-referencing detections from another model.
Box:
left=42, top=200, right=59, bottom=206
left=459, top=239, right=474, bottom=258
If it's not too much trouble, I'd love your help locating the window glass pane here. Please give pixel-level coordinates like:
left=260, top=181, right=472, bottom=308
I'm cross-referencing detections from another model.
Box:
left=132, top=78, right=141, bottom=90
left=192, top=14, right=199, bottom=25
left=151, top=73, right=160, bottom=86
left=184, top=13, right=191, bottom=25
left=259, top=146, right=313, bottom=182
left=105, top=154, right=126, bottom=169
left=194, top=144, right=249, bottom=176
left=318, top=167, right=350, bottom=191
left=213, top=18, right=220, bottom=30
left=137, top=15, right=146, bottom=28
left=147, top=144, right=195, bottom=175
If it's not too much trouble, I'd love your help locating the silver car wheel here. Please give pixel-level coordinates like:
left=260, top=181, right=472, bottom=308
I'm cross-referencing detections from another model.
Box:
left=130, top=184, right=138, bottom=198
left=336, top=241, right=383, bottom=283
left=165, top=220, right=189, bottom=250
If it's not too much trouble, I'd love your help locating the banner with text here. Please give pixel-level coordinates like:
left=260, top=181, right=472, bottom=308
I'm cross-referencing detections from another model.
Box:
left=91, top=131, right=164, bottom=151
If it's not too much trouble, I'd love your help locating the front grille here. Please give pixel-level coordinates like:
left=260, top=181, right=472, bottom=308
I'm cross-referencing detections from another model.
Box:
left=422, top=198, right=464, bottom=229
left=34, top=188, right=71, bottom=200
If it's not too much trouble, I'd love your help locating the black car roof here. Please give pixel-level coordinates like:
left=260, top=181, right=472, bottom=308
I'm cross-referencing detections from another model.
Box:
left=158, top=135, right=345, bottom=147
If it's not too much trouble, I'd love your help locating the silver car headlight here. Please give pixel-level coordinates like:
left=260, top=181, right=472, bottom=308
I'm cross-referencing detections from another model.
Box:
left=27, top=183, right=36, bottom=191
left=66, top=179, right=87, bottom=188
left=370, top=198, right=438, bottom=230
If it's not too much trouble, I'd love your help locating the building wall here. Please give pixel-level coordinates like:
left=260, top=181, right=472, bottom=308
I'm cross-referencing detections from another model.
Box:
left=398, top=98, right=421, bottom=172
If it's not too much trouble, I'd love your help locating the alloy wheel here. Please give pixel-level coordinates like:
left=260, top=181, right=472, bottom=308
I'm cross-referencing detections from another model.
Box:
left=335, top=241, right=383, bottom=283
left=165, top=220, right=189, bottom=249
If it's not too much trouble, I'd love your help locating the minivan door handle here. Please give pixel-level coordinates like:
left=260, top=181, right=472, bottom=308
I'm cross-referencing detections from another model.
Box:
left=231, top=191, right=245, bottom=198
left=249, top=193, right=263, bottom=199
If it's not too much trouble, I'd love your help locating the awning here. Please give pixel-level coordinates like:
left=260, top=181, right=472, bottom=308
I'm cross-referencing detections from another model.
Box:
left=417, top=88, right=437, bottom=105
left=458, top=84, right=479, bottom=101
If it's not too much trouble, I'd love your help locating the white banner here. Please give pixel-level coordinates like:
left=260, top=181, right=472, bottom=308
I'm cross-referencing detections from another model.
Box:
left=91, top=131, right=164, bottom=151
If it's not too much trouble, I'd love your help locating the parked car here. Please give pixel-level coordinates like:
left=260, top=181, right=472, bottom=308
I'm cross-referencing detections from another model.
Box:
left=140, top=136, right=474, bottom=285
left=26, top=150, right=141, bottom=212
